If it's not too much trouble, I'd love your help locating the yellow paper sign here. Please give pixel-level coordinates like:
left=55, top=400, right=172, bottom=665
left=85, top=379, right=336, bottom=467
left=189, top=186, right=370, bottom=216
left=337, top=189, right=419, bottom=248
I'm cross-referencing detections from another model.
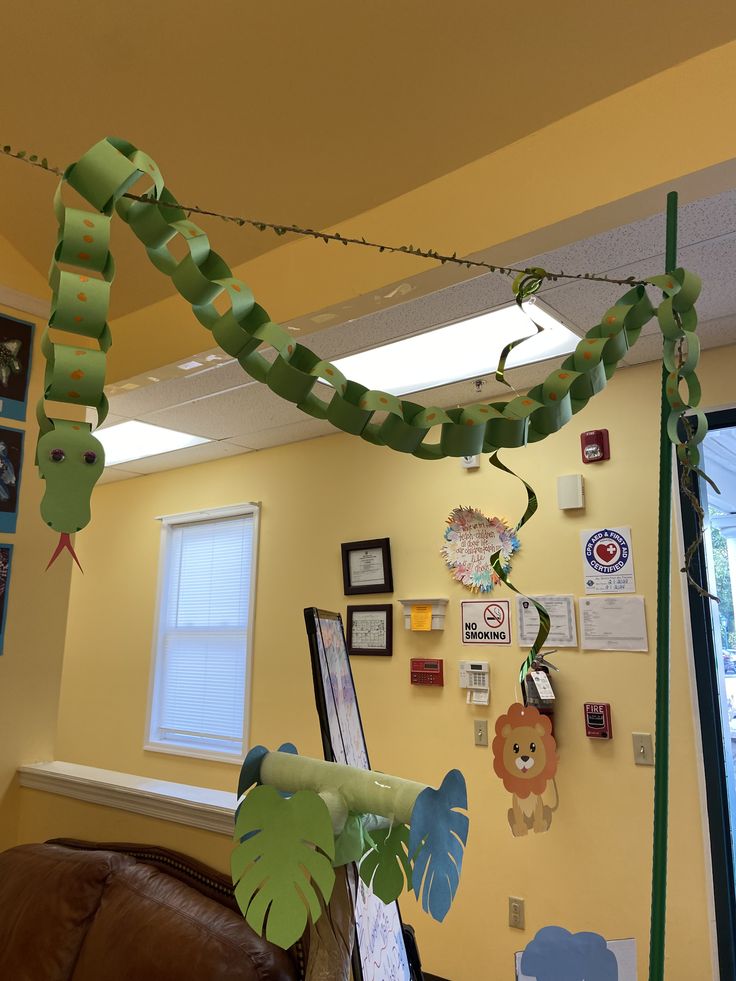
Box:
left=411, top=604, right=433, bottom=631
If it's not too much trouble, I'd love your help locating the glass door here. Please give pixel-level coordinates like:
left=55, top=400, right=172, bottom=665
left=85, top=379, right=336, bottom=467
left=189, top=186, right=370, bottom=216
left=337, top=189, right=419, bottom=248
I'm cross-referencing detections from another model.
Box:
left=679, top=407, right=736, bottom=978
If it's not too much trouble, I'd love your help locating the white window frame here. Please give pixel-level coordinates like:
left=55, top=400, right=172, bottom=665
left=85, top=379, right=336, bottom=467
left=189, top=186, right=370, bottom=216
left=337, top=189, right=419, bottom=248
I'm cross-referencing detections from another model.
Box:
left=144, top=502, right=259, bottom=763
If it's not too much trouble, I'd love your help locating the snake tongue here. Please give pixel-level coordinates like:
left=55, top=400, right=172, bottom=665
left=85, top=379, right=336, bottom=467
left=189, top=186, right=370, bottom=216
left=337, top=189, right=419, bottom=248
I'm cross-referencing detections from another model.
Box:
left=45, top=532, right=84, bottom=573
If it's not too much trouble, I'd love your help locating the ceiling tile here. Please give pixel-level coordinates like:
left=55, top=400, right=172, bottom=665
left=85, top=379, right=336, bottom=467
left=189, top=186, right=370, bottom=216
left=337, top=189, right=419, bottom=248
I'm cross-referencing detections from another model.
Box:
left=120, top=439, right=251, bottom=475
left=231, top=419, right=336, bottom=450
left=106, top=359, right=252, bottom=416
left=143, top=384, right=317, bottom=440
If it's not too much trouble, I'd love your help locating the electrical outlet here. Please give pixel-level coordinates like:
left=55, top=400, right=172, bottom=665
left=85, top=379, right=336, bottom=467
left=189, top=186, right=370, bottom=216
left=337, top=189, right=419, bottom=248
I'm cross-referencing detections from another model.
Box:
left=509, top=896, right=525, bottom=930
left=474, top=720, right=489, bottom=746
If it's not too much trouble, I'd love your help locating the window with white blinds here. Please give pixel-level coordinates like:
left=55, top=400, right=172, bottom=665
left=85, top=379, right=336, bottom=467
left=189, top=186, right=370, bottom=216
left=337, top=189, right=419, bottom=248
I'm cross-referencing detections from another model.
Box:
left=146, top=504, right=259, bottom=760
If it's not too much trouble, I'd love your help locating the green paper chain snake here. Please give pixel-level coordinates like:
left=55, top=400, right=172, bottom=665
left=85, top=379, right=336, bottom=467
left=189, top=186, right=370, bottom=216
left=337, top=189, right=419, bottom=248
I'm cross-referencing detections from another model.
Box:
left=37, top=137, right=706, bottom=574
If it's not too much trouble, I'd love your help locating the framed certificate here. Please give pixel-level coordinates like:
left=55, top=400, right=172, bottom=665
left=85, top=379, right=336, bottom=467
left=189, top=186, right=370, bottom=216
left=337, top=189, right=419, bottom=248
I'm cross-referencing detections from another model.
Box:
left=341, top=538, right=393, bottom=595
left=347, top=604, right=393, bottom=656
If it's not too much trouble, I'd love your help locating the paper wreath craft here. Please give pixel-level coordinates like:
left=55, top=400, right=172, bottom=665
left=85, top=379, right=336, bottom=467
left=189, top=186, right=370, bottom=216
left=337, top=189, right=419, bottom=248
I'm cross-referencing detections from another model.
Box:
left=36, top=137, right=706, bottom=568
left=442, top=506, right=519, bottom=591
left=0, top=339, right=22, bottom=388
left=234, top=744, right=469, bottom=948
left=520, top=926, right=619, bottom=981
left=492, top=703, right=558, bottom=837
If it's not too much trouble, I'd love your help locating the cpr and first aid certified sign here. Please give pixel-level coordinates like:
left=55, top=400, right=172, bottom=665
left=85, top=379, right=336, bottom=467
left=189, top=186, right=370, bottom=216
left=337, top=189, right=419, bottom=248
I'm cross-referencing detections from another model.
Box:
left=581, top=526, right=636, bottom=593
left=461, top=600, right=511, bottom=645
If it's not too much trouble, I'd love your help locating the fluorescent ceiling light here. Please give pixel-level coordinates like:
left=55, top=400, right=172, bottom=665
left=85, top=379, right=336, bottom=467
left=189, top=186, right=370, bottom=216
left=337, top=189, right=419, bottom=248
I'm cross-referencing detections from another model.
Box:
left=331, top=299, right=579, bottom=397
left=96, top=421, right=210, bottom=467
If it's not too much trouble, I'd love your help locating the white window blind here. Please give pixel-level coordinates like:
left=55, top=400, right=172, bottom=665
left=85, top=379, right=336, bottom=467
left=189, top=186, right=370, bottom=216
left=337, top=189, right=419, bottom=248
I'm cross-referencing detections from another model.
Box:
left=147, top=505, right=258, bottom=760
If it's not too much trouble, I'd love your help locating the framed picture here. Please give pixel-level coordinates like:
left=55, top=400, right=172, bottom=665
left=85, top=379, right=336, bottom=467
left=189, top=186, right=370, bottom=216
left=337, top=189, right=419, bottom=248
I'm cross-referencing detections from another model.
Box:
left=0, top=543, right=13, bottom=655
left=347, top=604, right=393, bottom=656
left=341, top=537, right=393, bottom=595
left=304, top=608, right=416, bottom=979
left=0, top=314, right=34, bottom=421
left=0, top=425, right=23, bottom=534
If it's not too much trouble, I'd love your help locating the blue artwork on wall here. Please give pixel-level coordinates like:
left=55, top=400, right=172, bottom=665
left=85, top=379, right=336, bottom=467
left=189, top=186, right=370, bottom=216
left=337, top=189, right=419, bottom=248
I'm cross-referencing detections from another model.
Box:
left=0, top=543, right=13, bottom=655
left=0, top=314, right=34, bottom=422
left=0, top=425, right=23, bottom=534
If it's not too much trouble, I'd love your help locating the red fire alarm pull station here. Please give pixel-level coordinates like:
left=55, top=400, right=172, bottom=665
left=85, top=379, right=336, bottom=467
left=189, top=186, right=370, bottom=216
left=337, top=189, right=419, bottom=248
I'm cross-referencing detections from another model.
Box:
left=411, top=658, right=444, bottom=686
left=584, top=702, right=613, bottom=739
left=580, top=429, right=610, bottom=464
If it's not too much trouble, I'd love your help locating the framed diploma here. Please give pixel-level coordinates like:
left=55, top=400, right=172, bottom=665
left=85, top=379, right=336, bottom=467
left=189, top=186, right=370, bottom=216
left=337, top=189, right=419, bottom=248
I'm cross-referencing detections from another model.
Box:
left=341, top=537, right=393, bottom=595
left=347, top=604, right=393, bottom=656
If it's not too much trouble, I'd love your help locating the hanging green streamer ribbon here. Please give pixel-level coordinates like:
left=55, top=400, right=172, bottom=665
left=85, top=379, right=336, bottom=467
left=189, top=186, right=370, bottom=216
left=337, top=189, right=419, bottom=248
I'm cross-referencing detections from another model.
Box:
left=495, top=267, right=547, bottom=387
left=487, top=452, right=551, bottom=684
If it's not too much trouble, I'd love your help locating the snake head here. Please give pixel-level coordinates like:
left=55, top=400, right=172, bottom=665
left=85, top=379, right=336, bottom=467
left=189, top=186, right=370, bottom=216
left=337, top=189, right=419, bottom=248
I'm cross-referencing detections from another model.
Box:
left=37, top=420, right=105, bottom=534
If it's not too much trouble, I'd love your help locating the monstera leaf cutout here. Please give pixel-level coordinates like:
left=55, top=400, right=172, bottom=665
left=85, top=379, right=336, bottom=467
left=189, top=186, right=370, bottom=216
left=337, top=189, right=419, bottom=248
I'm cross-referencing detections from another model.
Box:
left=232, top=784, right=336, bottom=949
left=408, top=769, right=469, bottom=922
left=333, top=813, right=367, bottom=867
left=359, top=823, right=412, bottom=903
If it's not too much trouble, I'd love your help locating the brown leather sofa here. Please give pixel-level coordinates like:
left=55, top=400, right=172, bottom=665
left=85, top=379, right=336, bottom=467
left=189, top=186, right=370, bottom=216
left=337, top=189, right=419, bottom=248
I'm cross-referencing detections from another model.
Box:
left=0, top=839, right=307, bottom=981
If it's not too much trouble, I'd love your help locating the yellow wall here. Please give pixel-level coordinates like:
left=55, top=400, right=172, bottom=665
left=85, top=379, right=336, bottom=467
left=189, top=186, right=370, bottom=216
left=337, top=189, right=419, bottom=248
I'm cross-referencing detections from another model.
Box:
left=40, top=346, right=734, bottom=979
left=0, top=238, right=73, bottom=847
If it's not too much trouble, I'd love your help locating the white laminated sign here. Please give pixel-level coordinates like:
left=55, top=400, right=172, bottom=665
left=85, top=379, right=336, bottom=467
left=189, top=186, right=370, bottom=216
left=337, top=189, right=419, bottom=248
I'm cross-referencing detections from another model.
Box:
left=461, top=600, right=511, bottom=645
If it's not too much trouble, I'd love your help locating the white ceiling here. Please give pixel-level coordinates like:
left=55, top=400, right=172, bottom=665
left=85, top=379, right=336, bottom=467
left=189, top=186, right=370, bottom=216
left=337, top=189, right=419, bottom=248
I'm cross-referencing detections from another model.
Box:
left=98, top=188, right=736, bottom=483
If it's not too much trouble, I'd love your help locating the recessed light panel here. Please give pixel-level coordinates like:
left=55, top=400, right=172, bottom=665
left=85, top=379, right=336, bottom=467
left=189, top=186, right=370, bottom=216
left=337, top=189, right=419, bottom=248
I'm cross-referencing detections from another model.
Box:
left=96, top=421, right=210, bottom=467
left=332, top=299, right=578, bottom=396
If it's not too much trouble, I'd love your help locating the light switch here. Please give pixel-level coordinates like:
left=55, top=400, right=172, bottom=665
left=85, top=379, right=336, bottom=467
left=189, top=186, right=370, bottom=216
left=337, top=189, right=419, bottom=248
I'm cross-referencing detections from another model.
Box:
left=474, top=720, right=489, bottom=746
left=632, top=732, right=654, bottom=766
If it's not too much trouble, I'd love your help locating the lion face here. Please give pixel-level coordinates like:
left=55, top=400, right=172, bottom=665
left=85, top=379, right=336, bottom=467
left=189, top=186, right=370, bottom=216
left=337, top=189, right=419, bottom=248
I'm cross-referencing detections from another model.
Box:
left=492, top=703, right=557, bottom=799
left=502, top=724, right=548, bottom=780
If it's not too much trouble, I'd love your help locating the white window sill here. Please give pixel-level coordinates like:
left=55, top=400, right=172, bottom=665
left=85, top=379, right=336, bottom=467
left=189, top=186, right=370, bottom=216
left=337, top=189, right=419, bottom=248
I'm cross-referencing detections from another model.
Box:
left=144, top=741, right=243, bottom=765
left=18, top=761, right=237, bottom=836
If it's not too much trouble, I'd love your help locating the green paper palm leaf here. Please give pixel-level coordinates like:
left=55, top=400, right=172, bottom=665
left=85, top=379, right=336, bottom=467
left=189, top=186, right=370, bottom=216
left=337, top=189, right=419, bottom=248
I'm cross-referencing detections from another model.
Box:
left=358, top=823, right=412, bottom=904
left=333, top=813, right=366, bottom=867
left=232, top=785, right=336, bottom=949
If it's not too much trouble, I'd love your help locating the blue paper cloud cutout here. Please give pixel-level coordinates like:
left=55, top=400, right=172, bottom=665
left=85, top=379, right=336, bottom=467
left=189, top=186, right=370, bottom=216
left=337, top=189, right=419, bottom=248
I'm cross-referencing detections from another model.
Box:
left=520, top=926, right=618, bottom=981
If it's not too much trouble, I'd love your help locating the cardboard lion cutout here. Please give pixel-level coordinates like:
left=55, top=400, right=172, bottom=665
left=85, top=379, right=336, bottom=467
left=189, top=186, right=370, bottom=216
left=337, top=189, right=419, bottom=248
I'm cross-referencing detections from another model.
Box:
left=492, top=703, right=558, bottom=836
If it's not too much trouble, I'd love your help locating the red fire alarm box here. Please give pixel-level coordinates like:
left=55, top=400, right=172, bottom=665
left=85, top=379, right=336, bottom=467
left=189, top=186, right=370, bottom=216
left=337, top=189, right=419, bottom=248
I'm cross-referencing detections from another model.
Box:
left=584, top=702, right=613, bottom=739
left=411, top=658, right=444, bottom=686
left=580, top=429, right=610, bottom=464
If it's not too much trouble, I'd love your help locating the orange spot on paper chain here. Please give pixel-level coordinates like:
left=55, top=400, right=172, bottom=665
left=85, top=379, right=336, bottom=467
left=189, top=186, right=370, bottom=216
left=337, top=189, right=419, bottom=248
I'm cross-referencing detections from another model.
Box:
left=70, top=369, right=85, bottom=380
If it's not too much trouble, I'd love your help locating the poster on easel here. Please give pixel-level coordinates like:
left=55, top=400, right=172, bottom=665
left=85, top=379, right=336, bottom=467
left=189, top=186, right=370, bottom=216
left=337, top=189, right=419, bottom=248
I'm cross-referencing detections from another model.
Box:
left=0, top=543, right=13, bottom=656
left=0, top=426, right=23, bottom=534
left=0, top=314, right=33, bottom=422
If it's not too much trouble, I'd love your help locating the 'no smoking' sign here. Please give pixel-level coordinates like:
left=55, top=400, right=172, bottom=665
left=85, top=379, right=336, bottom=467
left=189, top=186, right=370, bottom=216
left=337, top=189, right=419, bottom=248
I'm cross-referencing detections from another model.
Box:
left=461, top=600, right=511, bottom=645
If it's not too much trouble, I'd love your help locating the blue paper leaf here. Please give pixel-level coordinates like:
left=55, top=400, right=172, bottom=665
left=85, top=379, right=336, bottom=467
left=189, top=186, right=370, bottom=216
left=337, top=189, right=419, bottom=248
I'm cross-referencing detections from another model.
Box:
left=237, top=743, right=300, bottom=814
left=408, top=769, right=469, bottom=922
left=238, top=745, right=269, bottom=801
left=520, top=926, right=618, bottom=981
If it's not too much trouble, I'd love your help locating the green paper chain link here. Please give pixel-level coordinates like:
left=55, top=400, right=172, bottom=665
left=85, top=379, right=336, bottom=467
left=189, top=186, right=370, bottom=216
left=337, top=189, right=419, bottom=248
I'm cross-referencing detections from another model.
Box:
left=37, top=137, right=705, bottom=540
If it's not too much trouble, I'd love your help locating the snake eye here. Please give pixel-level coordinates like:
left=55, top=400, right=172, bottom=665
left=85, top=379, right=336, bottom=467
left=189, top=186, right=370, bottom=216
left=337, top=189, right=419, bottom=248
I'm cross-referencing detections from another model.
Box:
left=49, top=448, right=65, bottom=463
left=83, top=450, right=97, bottom=464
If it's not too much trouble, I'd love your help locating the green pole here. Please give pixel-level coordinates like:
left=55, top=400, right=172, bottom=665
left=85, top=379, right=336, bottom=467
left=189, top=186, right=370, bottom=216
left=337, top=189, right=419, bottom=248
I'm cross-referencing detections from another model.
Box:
left=648, top=191, right=678, bottom=981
